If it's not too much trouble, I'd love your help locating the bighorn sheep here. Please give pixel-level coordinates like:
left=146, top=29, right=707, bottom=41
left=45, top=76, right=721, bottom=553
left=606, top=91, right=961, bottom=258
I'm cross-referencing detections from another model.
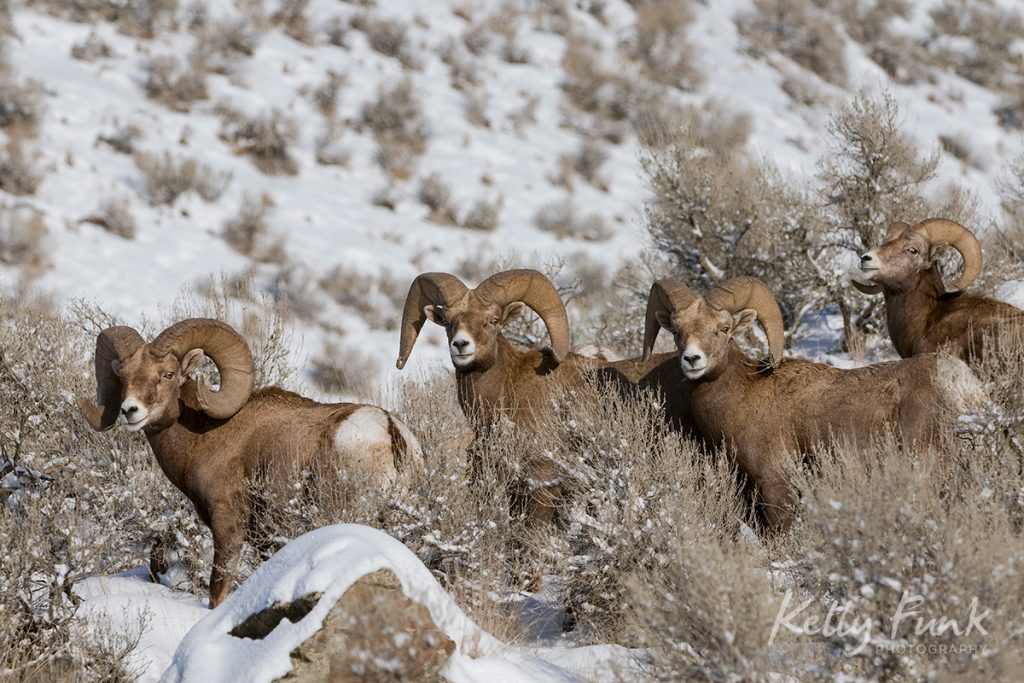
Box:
left=395, top=269, right=695, bottom=528
left=855, top=218, right=1024, bottom=362
left=644, top=277, right=983, bottom=532
left=78, top=318, right=423, bottom=607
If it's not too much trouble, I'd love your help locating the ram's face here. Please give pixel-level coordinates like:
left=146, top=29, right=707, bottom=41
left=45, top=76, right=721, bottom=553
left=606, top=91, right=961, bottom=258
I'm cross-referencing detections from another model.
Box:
left=656, top=300, right=756, bottom=380
left=859, top=230, right=942, bottom=293
left=113, top=347, right=186, bottom=431
left=424, top=298, right=525, bottom=371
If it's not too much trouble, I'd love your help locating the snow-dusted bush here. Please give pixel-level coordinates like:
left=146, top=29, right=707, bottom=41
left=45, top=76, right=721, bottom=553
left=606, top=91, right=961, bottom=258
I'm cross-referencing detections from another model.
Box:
left=142, top=54, right=208, bottom=112
left=308, top=341, right=380, bottom=397
left=929, top=0, right=1024, bottom=92
left=219, top=107, right=300, bottom=176
left=271, top=0, right=312, bottom=44
left=70, top=34, right=113, bottom=61
left=194, top=16, right=263, bottom=74
left=311, top=69, right=345, bottom=117
left=317, top=262, right=404, bottom=330
left=313, top=120, right=351, bottom=167
left=134, top=151, right=231, bottom=205
left=96, top=123, right=142, bottom=155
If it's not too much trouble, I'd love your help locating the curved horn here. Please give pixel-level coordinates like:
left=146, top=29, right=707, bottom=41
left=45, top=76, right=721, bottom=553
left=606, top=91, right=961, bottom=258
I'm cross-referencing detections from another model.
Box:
left=151, top=319, right=254, bottom=419
left=473, top=269, right=571, bottom=363
left=642, top=279, right=697, bottom=363
left=851, top=280, right=882, bottom=296
left=911, top=218, right=982, bottom=290
left=77, top=326, right=145, bottom=431
left=706, top=277, right=785, bottom=366
left=396, top=272, right=469, bottom=369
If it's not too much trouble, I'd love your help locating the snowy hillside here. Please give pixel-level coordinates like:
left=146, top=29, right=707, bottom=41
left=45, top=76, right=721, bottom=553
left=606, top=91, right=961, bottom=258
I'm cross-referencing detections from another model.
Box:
left=2, top=0, right=1022, bottom=398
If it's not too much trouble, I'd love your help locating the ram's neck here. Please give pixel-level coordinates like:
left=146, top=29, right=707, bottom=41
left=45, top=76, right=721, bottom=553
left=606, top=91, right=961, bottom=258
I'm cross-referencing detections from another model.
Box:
left=143, top=403, right=208, bottom=495
left=884, top=269, right=943, bottom=357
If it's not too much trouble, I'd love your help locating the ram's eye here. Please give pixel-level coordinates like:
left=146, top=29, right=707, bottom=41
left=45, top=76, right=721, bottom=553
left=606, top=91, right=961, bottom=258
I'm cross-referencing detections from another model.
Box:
left=719, top=325, right=730, bottom=334
left=906, top=247, right=918, bottom=255
left=489, top=316, right=499, bottom=325
left=163, top=372, right=175, bottom=380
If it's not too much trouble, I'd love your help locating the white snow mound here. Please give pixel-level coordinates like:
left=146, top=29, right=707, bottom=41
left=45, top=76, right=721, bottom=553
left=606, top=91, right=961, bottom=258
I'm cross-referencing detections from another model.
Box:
left=163, top=524, right=635, bottom=682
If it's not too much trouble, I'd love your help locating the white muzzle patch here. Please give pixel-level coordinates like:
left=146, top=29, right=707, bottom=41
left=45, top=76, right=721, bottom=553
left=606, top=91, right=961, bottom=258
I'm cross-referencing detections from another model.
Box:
left=859, top=248, right=881, bottom=279
left=679, top=341, right=708, bottom=379
left=449, top=330, right=477, bottom=367
left=120, top=397, right=150, bottom=431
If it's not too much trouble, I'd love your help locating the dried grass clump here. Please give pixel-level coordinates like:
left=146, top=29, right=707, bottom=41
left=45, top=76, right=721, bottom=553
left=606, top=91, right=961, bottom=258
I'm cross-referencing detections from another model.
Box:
left=361, top=78, right=429, bottom=179
left=631, top=0, right=702, bottom=89
left=134, top=151, right=231, bottom=205
left=534, top=199, right=611, bottom=242
left=219, top=108, right=300, bottom=175
left=0, top=204, right=46, bottom=267
left=272, top=0, right=313, bottom=44
left=70, top=33, right=114, bottom=61
left=317, top=263, right=405, bottom=330
left=142, top=54, right=208, bottom=112
left=195, top=16, right=263, bottom=74
left=97, top=123, right=142, bottom=154
left=417, top=172, right=458, bottom=225
left=0, top=139, right=44, bottom=196
left=738, top=0, right=848, bottom=86
left=312, top=70, right=346, bottom=117
left=314, top=120, right=351, bottom=167
left=81, top=196, right=137, bottom=239
left=27, top=0, right=177, bottom=38
left=0, top=74, right=46, bottom=132
left=222, top=193, right=287, bottom=264
left=460, top=198, right=500, bottom=232
left=351, top=13, right=417, bottom=68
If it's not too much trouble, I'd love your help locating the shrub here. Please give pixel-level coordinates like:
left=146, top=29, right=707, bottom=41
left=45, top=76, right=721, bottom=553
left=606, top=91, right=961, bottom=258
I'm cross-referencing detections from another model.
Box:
left=314, top=120, right=351, bottom=167
left=134, top=151, right=231, bottom=205
left=361, top=78, right=429, bottom=177
left=221, top=194, right=286, bottom=264
left=534, top=200, right=612, bottom=242
left=97, top=123, right=142, bottom=154
left=195, top=17, right=262, bottom=74
left=81, top=196, right=137, bottom=239
left=0, top=204, right=46, bottom=266
left=0, top=74, right=46, bottom=131
left=929, top=0, right=1024, bottom=91
left=0, top=140, right=44, bottom=196
left=351, top=13, right=417, bottom=68
left=312, top=70, right=345, bottom=117
left=631, top=0, right=702, bottom=89
left=70, top=33, right=113, bottom=61
left=142, top=54, right=208, bottom=112
left=317, top=263, right=405, bottom=330
left=417, top=172, right=458, bottom=225
left=738, top=0, right=848, bottom=86
left=272, top=0, right=312, bottom=44
left=219, top=108, right=299, bottom=175
left=460, top=198, right=500, bottom=232
left=308, top=341, right=380, bottom=398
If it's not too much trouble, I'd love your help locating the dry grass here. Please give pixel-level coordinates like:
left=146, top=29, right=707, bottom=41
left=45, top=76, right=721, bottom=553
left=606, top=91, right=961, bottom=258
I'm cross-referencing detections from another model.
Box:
left=134, top=151, right=231, bottom=205
left=142, top=54, right=208, bottom=112
left=218, top=107, right=300, bottom=176
left=0, top=204, right=46, bottom=267
left=534, top=199, right=611, bottom=242
left=738, top=0, right=848, bottom=86
left=81, top=196, right=137, bottom=239
left=361, top=78, right=429, bottom=179
left=221, top=193, right=286, bottom=264
left=0, top=138, right=44, bottom=196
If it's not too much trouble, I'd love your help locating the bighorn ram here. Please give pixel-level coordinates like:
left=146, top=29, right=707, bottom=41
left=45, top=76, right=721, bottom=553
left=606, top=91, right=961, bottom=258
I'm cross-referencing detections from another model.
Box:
left=395, top=269, right=694, bottom=529
left=855, top=218, right=1024, bottom=362
left=78, top=318, right=423, bottom=607
left=644, top=277, right=983, bottom=532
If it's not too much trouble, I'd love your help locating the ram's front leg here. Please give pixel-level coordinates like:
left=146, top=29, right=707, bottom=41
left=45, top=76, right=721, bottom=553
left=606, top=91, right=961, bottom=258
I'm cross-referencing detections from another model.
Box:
left=207, top=498, right=249, bottom=608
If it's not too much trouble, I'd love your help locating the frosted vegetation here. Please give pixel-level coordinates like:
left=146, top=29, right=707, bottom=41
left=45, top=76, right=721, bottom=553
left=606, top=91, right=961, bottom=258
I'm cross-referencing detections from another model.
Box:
left=2, top=0, right=1024, bottom=680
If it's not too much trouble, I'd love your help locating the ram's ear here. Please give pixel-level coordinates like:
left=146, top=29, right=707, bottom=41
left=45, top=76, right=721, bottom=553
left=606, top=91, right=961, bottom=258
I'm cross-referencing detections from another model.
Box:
left=180, top=349, right=206, bottom=382
left=928, top=241, right=948, bottom=264
left=500, top=302, right=526, bottom=326
left=111, top=359, right=123, bottom=378
left=424, top=305, right=446, bottom=326
left=655, top=310, right=673, bottom=331
left=732, top=309, right=757, bottom=333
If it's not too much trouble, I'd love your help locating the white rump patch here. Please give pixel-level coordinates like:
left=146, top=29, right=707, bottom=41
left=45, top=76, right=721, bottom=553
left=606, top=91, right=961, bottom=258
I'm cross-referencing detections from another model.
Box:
left=935, top=356, right=987, bottom=414
left=334, top=407, right=396, bottom=486
left=571, top=344, right=622, bottom=362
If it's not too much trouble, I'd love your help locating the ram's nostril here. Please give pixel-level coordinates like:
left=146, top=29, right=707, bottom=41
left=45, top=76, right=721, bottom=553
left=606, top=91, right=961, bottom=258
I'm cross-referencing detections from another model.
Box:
left=122, top=405, right=138, bottom=416
left=452, top=339, right=470, bottom=350
left=682, top=354, right=702, bottom=365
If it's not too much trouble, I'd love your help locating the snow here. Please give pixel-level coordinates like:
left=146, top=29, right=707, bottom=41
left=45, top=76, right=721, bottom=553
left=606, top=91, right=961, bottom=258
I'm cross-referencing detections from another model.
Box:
left=996, top=279, right=1024, bottom=309
left=162, top=524, right=636, bottom=683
